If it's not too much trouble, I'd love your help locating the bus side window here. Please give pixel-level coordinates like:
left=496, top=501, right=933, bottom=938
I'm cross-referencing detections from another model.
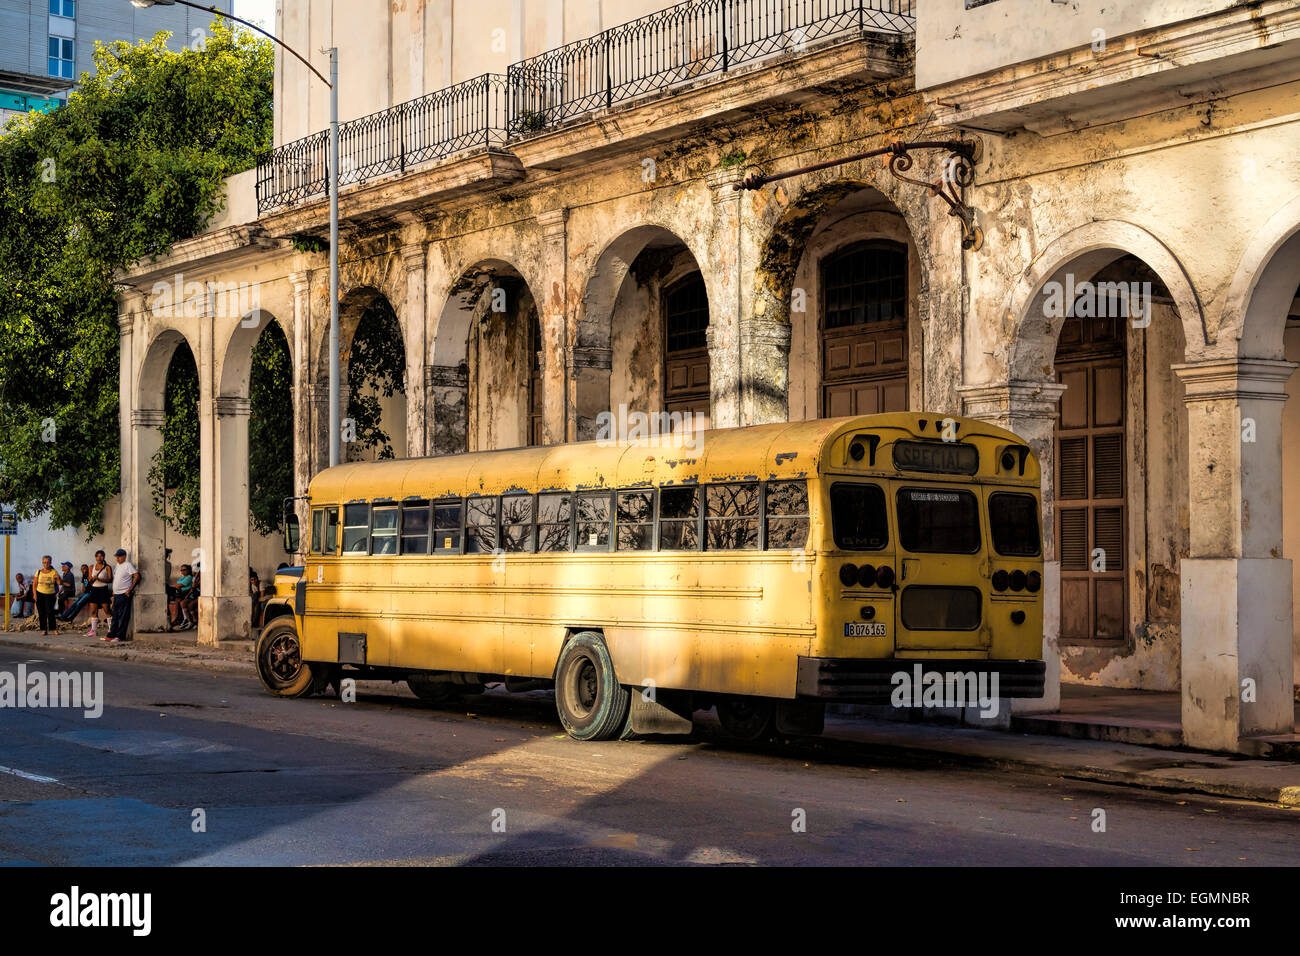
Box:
left=324, top=507, right=339, bottom=554
left=433, top=499, right=462, bottom=553
left=401, top=500, right=431, bottom=554
left=766, top=480, right=809, bottom=549
left=310, top=509, right=324, bottom=555
left=342, top=504, right=369, bottom=554
left=537, top=493, right=573, bottom=552
left=658, top=486, right=699, bottom=550
left=706, top=482, right=759, bottom=550
left=616, top=490, right=654, bottom=551
left=371, top=505, right=398, bottom=555
left=501, top=495, right=535, bottom=552
left=576, top=491, right=612, bottom=551
left=466, top=496, right=498, bottom=553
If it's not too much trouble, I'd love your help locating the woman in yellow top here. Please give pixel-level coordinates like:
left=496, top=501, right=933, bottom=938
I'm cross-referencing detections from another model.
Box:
left=32, top=554, right=60, bottom=636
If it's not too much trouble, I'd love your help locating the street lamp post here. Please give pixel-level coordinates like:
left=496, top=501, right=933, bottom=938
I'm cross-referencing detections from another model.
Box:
left=128, top=0, right=342, bottom=467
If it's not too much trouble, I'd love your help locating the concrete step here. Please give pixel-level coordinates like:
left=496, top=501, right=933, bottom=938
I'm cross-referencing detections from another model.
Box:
left=1010, top=712, right=1183, bottom=749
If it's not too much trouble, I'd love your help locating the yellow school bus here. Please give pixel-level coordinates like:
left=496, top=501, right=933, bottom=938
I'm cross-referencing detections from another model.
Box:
left=257, top=413, right=1045, bottom=741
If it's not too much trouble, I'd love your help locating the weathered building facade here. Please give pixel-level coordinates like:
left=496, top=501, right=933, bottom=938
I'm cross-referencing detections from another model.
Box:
left=116, top=0, right=1300, bottom=752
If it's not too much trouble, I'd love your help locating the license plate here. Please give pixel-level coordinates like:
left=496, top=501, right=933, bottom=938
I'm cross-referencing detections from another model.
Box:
left=844, top=622, right=888, bottom=637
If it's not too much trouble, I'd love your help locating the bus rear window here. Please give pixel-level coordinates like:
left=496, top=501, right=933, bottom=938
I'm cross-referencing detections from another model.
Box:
left=897, top=488, right=980, bottom=554
left=989, top=493, right=1041, bottom=557
left=830, top=483, right=888, bottom=551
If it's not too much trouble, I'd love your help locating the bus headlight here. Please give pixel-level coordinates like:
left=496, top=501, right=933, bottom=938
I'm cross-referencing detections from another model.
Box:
left=1010, top=570, right=1027, bottom=592
left=839, top=563, right=859, bottom=587
left=992, top=570, right=1008, bottom=591
left=858, top=564, right=876, bottom=587
left=1027, top=570, right=1041, bottom=593
left=875, top=565, right=895, bottom=588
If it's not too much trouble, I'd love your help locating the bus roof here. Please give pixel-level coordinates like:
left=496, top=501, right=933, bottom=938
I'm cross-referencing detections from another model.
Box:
left=307, top=413, right=1037, bottom=503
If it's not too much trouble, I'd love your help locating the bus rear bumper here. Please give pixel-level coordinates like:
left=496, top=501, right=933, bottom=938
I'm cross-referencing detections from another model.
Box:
left=796, top=657, right=1046, bottom=703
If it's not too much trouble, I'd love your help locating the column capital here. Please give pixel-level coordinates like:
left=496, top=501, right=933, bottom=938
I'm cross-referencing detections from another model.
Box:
left=289, top=270, right=312, bottom=296
left=131, top=408, right=166, bottom=428
left=567, top=346, right=612, bottom=372
left=957, top=380, right=1067, bottom=421
left=740, top=317, right=792, bottom=351
left=537, top=208, right=568, bottom=241
left=1173, top=357, right=1297, bottom=403
left=426, top=363, right=468, bottom=389
left=214, top=396, right=252, bottom=418
left=401, top=242, right=427, bottom=272
left=704, top=167, right=744, bottom=203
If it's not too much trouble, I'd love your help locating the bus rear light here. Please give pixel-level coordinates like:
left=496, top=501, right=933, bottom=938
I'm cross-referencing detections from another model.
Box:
left=857, top=564, right=876, bottom=587
left=1011, top=610, right=1026, bottom=625
left=875, top=565, right=895, bottom=588
left=1010, top=570, right=1027, bottom=592
left=992, top=570, right=1008, bottom=591
left=1027, top=570, right=1041, bottom=592
left=860, top=605, right=875, bottom=620
left=839, top=563, right=859, bottom=587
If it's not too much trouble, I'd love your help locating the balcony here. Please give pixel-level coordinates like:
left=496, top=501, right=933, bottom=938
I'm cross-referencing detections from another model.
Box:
left=255, top=0, right=915, bottom=214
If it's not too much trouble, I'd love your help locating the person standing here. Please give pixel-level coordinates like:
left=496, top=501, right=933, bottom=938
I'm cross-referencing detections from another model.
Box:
left=32, top=555, right=60, bottom=636
left=104, top=548, right=139, bottom=644
left=85, top=550, right=112, bottom=637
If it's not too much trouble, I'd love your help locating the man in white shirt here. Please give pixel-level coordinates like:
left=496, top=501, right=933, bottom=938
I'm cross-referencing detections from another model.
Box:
left=105, top=548, right=140, bottom=644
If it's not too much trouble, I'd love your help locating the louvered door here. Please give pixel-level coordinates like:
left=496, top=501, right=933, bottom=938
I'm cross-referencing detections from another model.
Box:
left=1055, top=357, right=1127, bottom=642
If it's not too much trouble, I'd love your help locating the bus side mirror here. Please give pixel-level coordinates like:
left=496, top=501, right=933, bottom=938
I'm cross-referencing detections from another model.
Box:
left=284, top=513, right=300, bottom=554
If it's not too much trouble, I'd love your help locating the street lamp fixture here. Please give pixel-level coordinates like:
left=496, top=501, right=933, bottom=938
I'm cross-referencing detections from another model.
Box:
left=126, top=0, right=343, bottom=468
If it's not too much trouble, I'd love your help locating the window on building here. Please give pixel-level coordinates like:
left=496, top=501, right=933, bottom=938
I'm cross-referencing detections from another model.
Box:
left=48, top=37, right=74, bottom=80
left=822, top=241, right=908, bottom=329
left=50, top=0, right=76, bottom=19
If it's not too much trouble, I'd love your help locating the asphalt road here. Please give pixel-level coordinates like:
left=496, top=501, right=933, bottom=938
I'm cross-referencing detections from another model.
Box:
left=0, top=645, right=1296, bottom=866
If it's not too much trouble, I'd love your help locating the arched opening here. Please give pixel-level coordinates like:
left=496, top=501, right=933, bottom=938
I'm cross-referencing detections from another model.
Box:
left=340, top=289, right=407, bottom=462
left=146, top=339, right=200, bottom=545
left=760, top=182, right=922, bottom=421
left=431, top=260, right=545, bottom=453
left=1030, top=251, right=1185, bottom=688
left=248, top=321, right=294, bottom=535
left=584, top=225, right=711, bottom=437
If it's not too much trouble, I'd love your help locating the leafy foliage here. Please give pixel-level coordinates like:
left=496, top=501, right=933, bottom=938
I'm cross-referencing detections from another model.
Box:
left=0, top=23, right=273, bottom=534
left=346, top=298, right=406, bottom=462
left=248, top=323, right=293, bottom=535
left=146, top=344, right=200, bottom=538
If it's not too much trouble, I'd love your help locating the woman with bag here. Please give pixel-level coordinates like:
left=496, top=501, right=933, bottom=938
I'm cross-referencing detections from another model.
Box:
left=85, top=550, right=113, bottom=638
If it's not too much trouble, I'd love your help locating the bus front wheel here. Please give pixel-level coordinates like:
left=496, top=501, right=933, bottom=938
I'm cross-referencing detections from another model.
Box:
left=716, top=697, right=776, bottom=741
left=255, top=619, right=321, bottom=698
left=554, top=632, right=630, bottom=741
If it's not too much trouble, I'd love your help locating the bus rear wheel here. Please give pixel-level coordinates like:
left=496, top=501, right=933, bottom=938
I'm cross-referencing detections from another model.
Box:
left=716, top=696, right=776, bottom=741
left=554, top=632, right=629, bottom=741
left=255, top=619, right=320, bottom=698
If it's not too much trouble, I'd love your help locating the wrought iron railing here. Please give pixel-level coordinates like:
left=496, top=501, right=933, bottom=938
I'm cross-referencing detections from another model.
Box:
left=256, top=0, right=913, bottom=213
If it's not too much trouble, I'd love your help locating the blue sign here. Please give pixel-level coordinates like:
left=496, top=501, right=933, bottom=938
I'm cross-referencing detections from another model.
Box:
left=0, top=512, right=16, bottom=535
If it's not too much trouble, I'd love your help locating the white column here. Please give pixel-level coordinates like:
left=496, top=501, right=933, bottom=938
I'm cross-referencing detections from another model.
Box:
left=705, top=168, right=742, bottom=429
left=537, top=209, right=571, bottom=445
left=403, top=243, right=429, bottom=457
left=290, top=271, right=312, bottom=537
left=1175, top=358, right=1297, bottom=751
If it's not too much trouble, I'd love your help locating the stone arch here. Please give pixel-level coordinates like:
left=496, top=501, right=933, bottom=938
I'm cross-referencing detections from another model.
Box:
left=429, top=257, right=543, bottom=454
left=1005, top=220, right=1207, bottom=381
left=1220, top=191, right=1300, bottom=359
left=753, top=177, right=927, bottom=419
left=219, top=309, right=289, bottom=399
left=136, top=326, right=200, bottom=412
left=579, top=224, right=712, bottom=435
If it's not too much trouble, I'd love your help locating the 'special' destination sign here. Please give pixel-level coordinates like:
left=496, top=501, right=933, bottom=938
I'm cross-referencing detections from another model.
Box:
left=891, top=440, right=979, bottom=475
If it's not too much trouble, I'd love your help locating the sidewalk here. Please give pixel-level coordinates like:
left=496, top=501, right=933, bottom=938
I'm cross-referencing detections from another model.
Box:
left=2, top=624, right=1299, bottom=808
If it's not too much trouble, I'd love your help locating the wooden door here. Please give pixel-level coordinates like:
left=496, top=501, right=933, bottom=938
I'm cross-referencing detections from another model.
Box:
left=663, top=274, right=710, bottom=419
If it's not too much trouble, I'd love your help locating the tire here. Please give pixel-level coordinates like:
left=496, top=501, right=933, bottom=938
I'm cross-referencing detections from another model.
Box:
left=554, top=632, right=630, bottom=741
left=716, top=696, right=776, bottom=741
left=254, top=619, right=320, bottom=698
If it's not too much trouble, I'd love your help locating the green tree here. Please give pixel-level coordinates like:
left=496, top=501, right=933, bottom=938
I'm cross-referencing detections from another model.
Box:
left=346, top=299, right=406, bottom=462
left=248, top=322, right=293, bottom=535
left=0, top=23, right=273, bottom=534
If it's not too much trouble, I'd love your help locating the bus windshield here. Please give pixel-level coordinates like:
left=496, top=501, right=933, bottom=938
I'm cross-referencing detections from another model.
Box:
left=896, top=487, right=980, bottom=554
